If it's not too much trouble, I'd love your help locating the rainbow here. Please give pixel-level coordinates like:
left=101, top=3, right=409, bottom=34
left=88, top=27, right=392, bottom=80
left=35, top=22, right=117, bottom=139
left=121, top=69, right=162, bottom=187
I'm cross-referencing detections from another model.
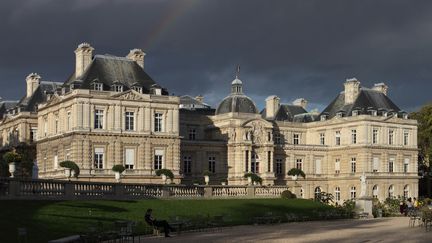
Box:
left=143, top=0, right=199, bottom=49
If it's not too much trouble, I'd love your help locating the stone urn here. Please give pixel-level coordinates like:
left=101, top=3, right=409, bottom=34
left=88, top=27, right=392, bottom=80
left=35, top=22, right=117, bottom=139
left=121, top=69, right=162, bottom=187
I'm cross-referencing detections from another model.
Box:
left=204, top=175, right=210, bottom=185
left=64, top=168, right=71, bottom=178
left=8, top=162, right=16, bottom=178
left=221, top=181, right=227, bottom=186
left=291, top=175, right=298, bottom=181
left=161, top=174, right=167, bottom=184
left=71, top=170, right=75, bottom=178
left=115, top=172, right=121, bottom=182
left=247, top=176, right=252, bottom=185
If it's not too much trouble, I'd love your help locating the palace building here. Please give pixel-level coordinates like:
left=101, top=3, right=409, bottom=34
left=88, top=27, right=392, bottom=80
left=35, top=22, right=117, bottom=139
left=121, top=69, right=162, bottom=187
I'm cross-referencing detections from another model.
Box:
left=0, top=43, right=419, bottom=202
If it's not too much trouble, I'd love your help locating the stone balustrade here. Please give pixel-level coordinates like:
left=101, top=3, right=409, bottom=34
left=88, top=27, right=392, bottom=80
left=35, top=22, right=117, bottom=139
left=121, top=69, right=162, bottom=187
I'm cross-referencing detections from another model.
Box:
left=0, top=177, right=290, bottom=200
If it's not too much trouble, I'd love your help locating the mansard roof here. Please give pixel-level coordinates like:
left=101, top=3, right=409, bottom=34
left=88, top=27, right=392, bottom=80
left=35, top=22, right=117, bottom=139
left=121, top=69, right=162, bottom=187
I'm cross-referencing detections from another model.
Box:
left=65, top=54, right=168, bottom=95
left=261, top=104, right=309, bottom=122
left=0, top=100, right=18, bottom=119
left=16, top=81, right=62, bottom=112
left=320, top=88, right=401, bottom=118
left=180, top=95, right=211, bottom=109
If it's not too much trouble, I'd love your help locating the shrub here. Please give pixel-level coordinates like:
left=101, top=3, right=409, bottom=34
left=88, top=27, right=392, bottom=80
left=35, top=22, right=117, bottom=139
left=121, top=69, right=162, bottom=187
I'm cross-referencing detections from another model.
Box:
left=315, top=191, right=334, bottom=205
left=281, top=190, right=297, bottom=199
left=243, top=173, right=263, bottom=184
left=3, top=151, right=21, bottom=164
left=155, top=169, right=174, bottom=180
left=59, top=160, right=80, bottom=178
left=287, top=168, right=306, bottom=179
left=112, top=164, right=126, bottom=173
left=203, top=170, right=213, bottom=176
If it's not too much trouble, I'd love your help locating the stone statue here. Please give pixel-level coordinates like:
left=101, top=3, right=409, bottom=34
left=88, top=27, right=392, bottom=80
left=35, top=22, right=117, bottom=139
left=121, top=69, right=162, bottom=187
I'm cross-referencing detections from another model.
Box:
left=360, top=172, right=367, bottom=197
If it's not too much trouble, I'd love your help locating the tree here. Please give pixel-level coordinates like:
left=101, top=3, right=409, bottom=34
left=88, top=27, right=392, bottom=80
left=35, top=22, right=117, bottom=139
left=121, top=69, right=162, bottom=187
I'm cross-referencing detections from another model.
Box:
left=411, top=104, right=432, bottom=197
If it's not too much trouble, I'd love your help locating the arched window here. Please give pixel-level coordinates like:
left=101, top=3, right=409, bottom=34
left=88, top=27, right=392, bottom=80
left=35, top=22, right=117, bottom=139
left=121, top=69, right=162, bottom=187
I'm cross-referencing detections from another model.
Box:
left=314, top=187, right=321, bottom=199
left=403, top=185, right=409, bottom=199
left=372, top=185, right=378, bottom=198
left=335, top=187, right=341, bottom=201
left=251, top=152, right=259, bottom=173
left=300, top=188, right=304, bottom=198
left=350, top=186, right=356, bottom=199
left=388, top=185, right=394, bottom=198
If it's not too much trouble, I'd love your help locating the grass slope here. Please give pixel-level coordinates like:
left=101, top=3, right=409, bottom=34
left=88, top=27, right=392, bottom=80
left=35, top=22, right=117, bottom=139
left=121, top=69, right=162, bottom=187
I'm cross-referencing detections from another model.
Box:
left=0, top=199, right=333, bottom=242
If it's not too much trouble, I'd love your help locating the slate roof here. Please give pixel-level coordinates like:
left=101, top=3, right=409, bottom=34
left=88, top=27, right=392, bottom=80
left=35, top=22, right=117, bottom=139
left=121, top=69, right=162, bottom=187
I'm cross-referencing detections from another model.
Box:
left=216, top=94, right=258, bottom=115
left=0, top=100, right=18, bottom=119
left=261, top=104, right=309, bottom=122
left=65, top=54, right=168, bottom=95
left=15, top=81, right=63, bottom=112
left=320, top=88, right=401, bottom=118
left=180, top=95, right=211, bottom=109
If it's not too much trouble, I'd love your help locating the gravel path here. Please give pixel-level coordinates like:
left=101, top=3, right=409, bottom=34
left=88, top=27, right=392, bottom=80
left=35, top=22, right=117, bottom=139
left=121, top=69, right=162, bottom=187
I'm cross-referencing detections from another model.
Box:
left=138, top=217, right=432, bottom=243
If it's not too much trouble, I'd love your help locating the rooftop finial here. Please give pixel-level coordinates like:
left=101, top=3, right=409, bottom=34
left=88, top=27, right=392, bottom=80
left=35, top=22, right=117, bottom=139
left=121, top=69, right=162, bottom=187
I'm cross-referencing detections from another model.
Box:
left=235, top=65, right=240, bottom=79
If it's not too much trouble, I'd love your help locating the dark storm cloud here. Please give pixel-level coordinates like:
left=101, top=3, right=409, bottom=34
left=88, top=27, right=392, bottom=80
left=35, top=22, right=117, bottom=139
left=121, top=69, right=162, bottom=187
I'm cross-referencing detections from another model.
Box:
left=1, top=0, right=432, bottom=111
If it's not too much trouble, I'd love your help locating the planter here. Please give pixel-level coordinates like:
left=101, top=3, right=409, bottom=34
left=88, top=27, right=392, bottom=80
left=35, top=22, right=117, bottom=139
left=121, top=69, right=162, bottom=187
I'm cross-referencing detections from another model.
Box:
left=247, top=176, right=252, bottom=185
left=204, top=175, right=210, bottom=185
left=161, top=174, right=167, bottom=184
left=115, top=172, right=121, bottom=182
left=221, top=182, right=227, bottom=186
left=71, top=170, right=75, bottom=178
left=291, top=175, right=298, bottom=181
left=64, top=168, right=71, bottom=178
left=8, top=162, right=16, bottom=178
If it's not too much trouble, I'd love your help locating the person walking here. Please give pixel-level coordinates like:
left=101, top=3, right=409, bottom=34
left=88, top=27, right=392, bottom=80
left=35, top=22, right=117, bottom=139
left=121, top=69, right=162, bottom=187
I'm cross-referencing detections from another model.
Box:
left=145, top=208, right=175, bottom=237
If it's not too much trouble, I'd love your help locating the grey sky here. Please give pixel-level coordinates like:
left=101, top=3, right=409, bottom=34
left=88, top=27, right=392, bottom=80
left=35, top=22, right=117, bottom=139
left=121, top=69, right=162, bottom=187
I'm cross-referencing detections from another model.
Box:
left=1, top=0, right=431, bottom=112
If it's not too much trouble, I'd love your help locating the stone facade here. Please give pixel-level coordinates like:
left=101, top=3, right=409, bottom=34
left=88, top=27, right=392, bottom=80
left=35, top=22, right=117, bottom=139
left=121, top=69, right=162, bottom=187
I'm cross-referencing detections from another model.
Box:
left=0, top=43, right=419, bottom=203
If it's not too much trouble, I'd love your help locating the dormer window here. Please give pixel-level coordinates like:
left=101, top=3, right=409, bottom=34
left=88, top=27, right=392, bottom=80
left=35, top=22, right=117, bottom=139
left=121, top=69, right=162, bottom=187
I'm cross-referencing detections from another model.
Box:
left=113, top=84, right=123, bottom=92
left=352, top=110, right=359, bottom=116
left=151, top=84, right=162, bottom=95
left=320, top=115, right=327, bottom=121
left=93, top=83, right=103, bottom=91
left=132, top=86, right=142, bottom=93
left=403, top=113, right=408, bottom=119
left=371, top=110, right=377, bottom=116
left=336, top=112, right=343, bottom=118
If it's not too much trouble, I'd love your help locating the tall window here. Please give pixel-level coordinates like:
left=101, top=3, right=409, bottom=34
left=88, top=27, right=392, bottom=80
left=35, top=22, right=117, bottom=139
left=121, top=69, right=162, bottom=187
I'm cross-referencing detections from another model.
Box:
left=189, top=128, right=196, bottom=140
left=154, top=112, right=163, bottom=132
left=403, top=185, right=409, bottom=199
left=53, top=153, right=58, bottom=169
left=125, top=148, right=135, bottom=169
left=30, top=128, right=37, bottom=142
left=372, top=185, right=378, bottom=198
left=388, top=158, right=394, bottom=173
left=94, top=109, right=103, bottom=129
left=274, top=133, right=282, bottom=145
left=372, top=129, right=378, bottom=144
left=67, top=111, right=71, bottom=131
left=251, top=153, right=259, bottom=173
left=93, top=83, right=103, bottom=91
left=314, top=187, right=321, bottom=199
left=55, top=117, right=59, bottom=134
left=388, top=129, right=394, bottom=145
left=315, top=159, right=322, bottom=175
left=404, top=158, right=410, bottom=173
left=351, top=129, right=357, bottom=144
left=319, top=133, right=325, bottom=145
left=373, top=157, right=379, bottom=172
left=94, top=148, right=104, bottom=169
left=335, top=131, right=341, bottom=146
left=125, top=111, right=134, bottom=131
left=296, top=159, right=303, bottom=170
left=208, top=156, right=216, bottom=173
left=388, top=185, right=394, bottom=198
left=350, top=187, right=356, bottom=199
left=183, top=156, right=192, bottom=174
left=335, top=187, right=341, bottom=201
left=293, top=133, right=299, bottom=145
left=154, top=150, right=164, bottom=170
left=351, top=157, right=356, bottom=173
left=276, top=158, right=283, bottom=175
left=300, top=188, right=304, bottom=198
left=335, top=158, right=340, bottom=174
left=245, top=150, right=249, bottom=172
left=403, top=131, right=409, bottom=146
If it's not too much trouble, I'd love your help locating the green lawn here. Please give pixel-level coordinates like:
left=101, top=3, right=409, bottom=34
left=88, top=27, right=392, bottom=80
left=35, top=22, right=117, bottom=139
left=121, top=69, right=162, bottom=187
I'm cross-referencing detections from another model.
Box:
left=0, top=198, right=336, bottom=242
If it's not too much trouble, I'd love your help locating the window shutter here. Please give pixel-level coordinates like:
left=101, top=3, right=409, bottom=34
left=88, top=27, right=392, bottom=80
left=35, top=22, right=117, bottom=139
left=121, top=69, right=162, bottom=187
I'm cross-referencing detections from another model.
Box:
left=335, top=160, right=340, bottom=171
left=315, top=159, right=321, bottom=174
left=373, top=157, right=379, bottom=171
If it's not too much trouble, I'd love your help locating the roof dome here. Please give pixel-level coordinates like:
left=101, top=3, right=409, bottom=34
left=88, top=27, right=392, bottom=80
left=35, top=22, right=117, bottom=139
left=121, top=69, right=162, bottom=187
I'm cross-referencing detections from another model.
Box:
left=216, top=95, right=258, bottom=115
left=232, top=78, right=243, bottom=85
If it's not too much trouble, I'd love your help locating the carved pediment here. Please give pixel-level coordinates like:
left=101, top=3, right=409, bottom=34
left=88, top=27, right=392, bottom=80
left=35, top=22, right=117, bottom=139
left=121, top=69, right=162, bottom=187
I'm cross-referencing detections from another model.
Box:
left=111, top=90, right=145, bottom=101
left=44, top=94, right=62, bottom=106
left=241, top=119, right=273, bottom=144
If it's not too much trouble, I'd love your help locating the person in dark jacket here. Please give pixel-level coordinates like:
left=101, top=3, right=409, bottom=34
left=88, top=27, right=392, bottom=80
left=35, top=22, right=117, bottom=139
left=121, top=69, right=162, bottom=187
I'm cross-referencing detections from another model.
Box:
left=145, top=208, right=174, bottom=237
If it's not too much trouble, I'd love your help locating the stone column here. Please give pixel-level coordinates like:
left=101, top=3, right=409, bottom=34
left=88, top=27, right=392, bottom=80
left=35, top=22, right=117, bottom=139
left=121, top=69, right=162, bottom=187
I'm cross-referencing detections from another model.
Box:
left=173, top=109, right=179, bottom=133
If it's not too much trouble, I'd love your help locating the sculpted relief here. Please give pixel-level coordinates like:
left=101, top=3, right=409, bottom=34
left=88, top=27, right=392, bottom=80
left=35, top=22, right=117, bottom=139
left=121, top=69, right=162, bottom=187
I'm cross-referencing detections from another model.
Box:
left=242, top=120, right=268, bottom=144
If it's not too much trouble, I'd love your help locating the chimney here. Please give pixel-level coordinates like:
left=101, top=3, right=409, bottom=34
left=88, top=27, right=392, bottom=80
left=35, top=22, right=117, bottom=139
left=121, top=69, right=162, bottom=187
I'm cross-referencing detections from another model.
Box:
left=344, top=78, right=361, bottom=105
left=265, top=95, right=280, bottom=118
left=127, top=48, right=145, bottom=69
left=26, top=73, right=41, bottom=98
left=293, top=98, right=308, bottom=110
left=74, top=42, right=94, bottom=78
left=195, top=95, right=204, bottom=103
left=372, top=83, right=388, bottom=95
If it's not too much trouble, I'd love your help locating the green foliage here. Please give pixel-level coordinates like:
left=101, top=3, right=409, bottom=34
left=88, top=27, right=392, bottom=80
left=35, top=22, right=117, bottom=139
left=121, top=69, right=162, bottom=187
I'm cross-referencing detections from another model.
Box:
left=155, top=169, right=174, bottom=179
left=281, top=190, right=297, bottom=199
left=203, top=170, right=213, bottom=176
left=59, top=161, right=80, bottom=178
left=3, top=151, right=21, bottom=164
left=411, top=105, right=432, bottom=171
left=340, top=199, right=356, bottom=217
left=315, top=191, right=334, bottom=205
left=243, top=173, right=263, bottom=184
left=287, top=168, right=306, bottom=178
left=111, top=164, right=125, bottom=173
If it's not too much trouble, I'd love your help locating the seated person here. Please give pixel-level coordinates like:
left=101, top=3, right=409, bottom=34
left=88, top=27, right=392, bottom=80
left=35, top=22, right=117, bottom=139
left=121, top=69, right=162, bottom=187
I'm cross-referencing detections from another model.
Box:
left=145, top=208, right=175, bottom=237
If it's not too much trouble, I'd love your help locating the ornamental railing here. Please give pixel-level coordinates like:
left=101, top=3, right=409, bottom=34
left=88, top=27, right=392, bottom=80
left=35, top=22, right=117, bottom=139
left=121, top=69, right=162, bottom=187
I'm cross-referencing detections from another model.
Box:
left=0, top=177, right=289, bottom=200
